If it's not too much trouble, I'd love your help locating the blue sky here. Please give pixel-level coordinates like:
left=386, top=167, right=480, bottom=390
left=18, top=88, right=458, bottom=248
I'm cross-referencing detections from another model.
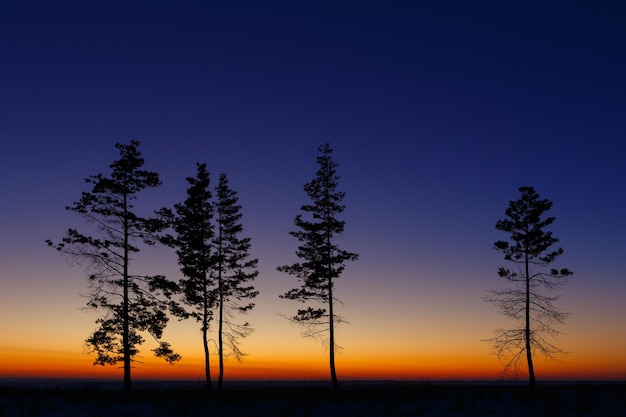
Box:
left=1, top=1, right=625, bottom=380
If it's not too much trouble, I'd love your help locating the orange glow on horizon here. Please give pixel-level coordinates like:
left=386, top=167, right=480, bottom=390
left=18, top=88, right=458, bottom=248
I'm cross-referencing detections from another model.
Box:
left=3, top=346, right=624, bottom=381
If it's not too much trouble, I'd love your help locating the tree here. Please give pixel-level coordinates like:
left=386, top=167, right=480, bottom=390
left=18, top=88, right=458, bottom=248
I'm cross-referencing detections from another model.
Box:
left=47, top=140, right=180, bottom=394
left=160, top=163, right=216, bottom=393
left=213, top=173, right=259, bottom=392
left=484, top=186, right=572, bottom=390
left=277, top=143, right=358, bottom=391
left=162, top=166, right=258, bottom=394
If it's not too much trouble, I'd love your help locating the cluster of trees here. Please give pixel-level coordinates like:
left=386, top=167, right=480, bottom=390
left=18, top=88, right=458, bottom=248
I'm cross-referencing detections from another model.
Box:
left=47, top=141, right=357, bottom=394
left=48, top=141, right=572, bottom=394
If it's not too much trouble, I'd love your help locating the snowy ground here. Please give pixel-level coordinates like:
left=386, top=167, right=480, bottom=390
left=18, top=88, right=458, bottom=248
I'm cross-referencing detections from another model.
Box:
left=1, top=380, right=624, bottom=416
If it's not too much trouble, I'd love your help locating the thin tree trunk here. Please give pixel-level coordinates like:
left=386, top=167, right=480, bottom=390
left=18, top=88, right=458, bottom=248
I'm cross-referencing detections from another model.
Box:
left=203, top=280, right=212, bottom=394
left=325, top=208, right=339, bottom=392
left=202, top=324, right=212, bottom=394
left=217, top=220, right=225, bottom=394
left=328, top=275, right=338, bottom=391
left=123, top=195, right=131, bottom=395
left=217, top=270, right=224, bottom=393
left=525, top=253, right=535, bottom=391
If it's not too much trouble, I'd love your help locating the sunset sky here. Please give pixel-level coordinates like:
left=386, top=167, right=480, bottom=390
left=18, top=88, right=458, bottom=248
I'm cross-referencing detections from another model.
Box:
left=1, top=1, right=625, bottom=382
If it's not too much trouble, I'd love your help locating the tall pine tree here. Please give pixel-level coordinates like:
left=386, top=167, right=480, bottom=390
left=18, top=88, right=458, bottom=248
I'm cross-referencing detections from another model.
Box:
left=485, top=186, right=572, bottom=391
left=161, top=163, right=216, bottom=393
left=47, top=141, right=180, bottom=394
left=278, top=143, right=358, bottom=391
left=162, top=166, right=258, bottom=394
left=213, top=173, right=259, bottom=392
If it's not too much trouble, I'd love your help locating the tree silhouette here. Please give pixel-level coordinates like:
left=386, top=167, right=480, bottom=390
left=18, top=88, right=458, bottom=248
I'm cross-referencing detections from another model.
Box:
left=484, top=186, right=572, bottom=391
left=278, top=143, right=358, bottom=391
left=213, top=173, right=259, bottom=393
left=47, top=140, right=180, bottom=394
left=160, top=163, right=216, bottom=393
left=161, top=166, right=258, bottom=394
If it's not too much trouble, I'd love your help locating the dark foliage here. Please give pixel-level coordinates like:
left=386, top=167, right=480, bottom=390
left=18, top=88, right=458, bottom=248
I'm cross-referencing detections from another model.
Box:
left=47, top=141, right=180, bottom=393
left=214, top=173, right=259, bottom=391
left=160, top=164, right=258, bottom=393
left=485, top=186, right=572, bottom=389
left=278, top=143, right=358, bottom=390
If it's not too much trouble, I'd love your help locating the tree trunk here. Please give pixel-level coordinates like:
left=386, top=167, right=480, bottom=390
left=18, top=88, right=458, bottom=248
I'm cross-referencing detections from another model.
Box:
left=217, top=272, right=224, bottom=393
left=123, top=196, right=131, bottom=394
left=328, top=276, right=338, bottom=391
left=203, top=279, right=212, bottom=394
left=202, top=324, right=212, bottom=394
left=525, top=253, right=536, bottom=391
left=217, top=225, right=225, bottom=394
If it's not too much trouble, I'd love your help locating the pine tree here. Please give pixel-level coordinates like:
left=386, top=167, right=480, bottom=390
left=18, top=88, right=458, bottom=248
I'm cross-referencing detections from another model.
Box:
left=162, top=167, right=258, bottom=394
left=213, top=173, right=259, bottom=392
left=47, top=140, right=180, bottom=394
left=485, top=186, right=572, bottom=391
left=278, top=143, right=358, bottom=391
left=161, top=163, right=216, bottom=393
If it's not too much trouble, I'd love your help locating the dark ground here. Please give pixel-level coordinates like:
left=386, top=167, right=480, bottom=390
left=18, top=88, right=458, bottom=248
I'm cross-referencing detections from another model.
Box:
left=1, top=380, right=624, bottom=416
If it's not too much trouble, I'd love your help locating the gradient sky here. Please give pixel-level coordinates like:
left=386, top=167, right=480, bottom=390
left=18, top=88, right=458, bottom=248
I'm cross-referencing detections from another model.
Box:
left=1, top=1, right=625, bottom=381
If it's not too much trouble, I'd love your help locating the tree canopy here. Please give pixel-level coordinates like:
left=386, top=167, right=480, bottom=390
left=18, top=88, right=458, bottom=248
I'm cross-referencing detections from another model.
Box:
left=278, top=143, right=358, bottom=390
left=485, top=186, right=572, bottom=390
left=47, top=140, right=180, bottom=393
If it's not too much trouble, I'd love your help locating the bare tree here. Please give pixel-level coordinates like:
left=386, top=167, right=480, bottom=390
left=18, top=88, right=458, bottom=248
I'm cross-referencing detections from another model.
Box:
left=278, top=143, right=358, bottom=391
left=484, top=186, right=572, bottom=390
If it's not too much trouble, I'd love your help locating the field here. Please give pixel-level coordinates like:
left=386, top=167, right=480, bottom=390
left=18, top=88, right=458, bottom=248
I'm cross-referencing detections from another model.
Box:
left=1, top=380, right=624, bottom=416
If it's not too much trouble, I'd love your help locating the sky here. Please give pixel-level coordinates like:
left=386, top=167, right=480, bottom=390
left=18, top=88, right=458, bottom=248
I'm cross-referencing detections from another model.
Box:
left=1, top=0, right=625, bottom=382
